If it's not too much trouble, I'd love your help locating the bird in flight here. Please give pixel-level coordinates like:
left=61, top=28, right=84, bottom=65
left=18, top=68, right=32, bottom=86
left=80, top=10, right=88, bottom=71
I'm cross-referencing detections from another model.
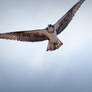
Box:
left=0, top=0, right=85, bottom=51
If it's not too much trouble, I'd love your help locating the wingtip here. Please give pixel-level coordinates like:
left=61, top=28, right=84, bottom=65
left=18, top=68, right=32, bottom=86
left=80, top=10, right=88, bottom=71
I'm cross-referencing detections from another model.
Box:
left=80, top=0, right=85, bottom=3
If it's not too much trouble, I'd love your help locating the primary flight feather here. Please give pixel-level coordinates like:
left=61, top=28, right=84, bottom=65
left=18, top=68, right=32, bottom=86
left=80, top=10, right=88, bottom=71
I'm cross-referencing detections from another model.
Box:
left=0, top=0, right=85, bottom=51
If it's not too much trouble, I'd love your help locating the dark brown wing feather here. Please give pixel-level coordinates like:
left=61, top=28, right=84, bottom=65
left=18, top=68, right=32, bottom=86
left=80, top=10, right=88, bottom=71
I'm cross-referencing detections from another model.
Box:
left=54, top=0, right=85, bottom=35
left=0, top=29, right=48, bottom=42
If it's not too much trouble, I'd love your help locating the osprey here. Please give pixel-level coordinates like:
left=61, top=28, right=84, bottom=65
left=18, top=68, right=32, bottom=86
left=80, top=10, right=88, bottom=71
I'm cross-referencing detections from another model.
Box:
left=0, top=0, right=85, bottom=51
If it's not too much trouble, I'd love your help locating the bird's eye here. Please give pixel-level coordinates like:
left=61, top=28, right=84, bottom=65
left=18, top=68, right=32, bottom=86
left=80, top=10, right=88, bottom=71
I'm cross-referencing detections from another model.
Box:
left=48, top=24, right=52, bottom=27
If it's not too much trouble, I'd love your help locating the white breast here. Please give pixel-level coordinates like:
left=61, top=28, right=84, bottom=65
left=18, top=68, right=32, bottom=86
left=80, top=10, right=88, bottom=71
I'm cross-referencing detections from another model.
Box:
left=54, top=25, right=57, bottom=37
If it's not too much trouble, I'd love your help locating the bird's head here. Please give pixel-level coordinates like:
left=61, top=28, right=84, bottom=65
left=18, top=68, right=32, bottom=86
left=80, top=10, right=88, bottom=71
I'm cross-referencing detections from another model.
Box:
left=46, top=24, right=55, bottom=33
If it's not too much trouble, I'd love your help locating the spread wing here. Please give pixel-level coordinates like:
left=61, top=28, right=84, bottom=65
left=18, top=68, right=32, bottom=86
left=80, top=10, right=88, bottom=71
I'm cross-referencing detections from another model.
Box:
left=0, top=29, right=48, bottom=42
left=54, top=0, right=85, bottom=35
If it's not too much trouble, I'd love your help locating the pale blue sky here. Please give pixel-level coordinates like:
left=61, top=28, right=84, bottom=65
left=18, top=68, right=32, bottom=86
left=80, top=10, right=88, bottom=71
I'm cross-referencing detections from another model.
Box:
left=0, top=0, right=92, bottom=92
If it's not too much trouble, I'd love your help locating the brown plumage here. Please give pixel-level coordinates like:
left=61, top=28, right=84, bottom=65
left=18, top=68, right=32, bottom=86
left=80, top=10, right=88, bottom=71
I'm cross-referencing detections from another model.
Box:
left=0, top=30, right=48, bottom=42
left=54, top=0, right=85, bottom=34
left=0, top=0, right=85, bottom=51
